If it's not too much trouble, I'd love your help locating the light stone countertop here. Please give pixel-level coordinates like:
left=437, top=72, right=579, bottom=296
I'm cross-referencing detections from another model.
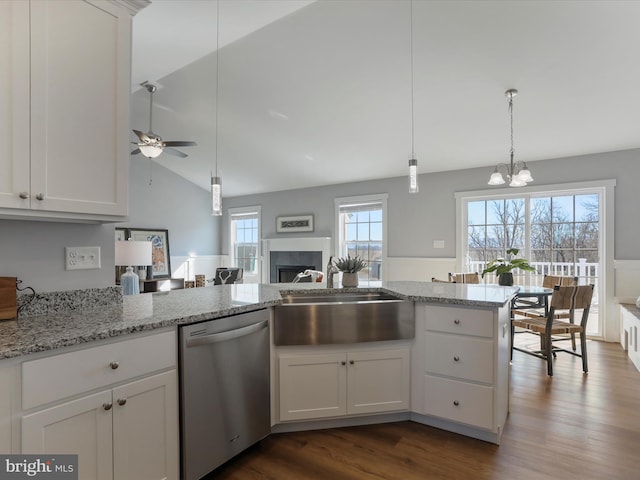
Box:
left=0, top=281, right=518, bottom=360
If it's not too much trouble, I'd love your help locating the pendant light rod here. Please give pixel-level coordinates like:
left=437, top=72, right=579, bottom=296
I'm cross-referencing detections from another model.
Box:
left=487, top=88, right=533, bottom=187
left=408, top=0, right=418, bottom=194
left=211, top=0, right=223, bottom=216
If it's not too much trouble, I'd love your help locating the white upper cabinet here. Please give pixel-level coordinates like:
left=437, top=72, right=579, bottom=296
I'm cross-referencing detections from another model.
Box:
left=0, top=0, right=132, bottom=221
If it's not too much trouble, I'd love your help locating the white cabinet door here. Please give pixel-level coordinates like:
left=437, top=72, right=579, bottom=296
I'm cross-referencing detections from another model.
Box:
left=279, top=353, right=347, bottom=421
left=112, top=371, right=179, bottom=480
left=0, top=1, right=30, bottom=209
left=29, top=0, right=130, bottom=217
left=22, top=390, right=114, bottom=480
left=347, top=349, right=410, bottom=415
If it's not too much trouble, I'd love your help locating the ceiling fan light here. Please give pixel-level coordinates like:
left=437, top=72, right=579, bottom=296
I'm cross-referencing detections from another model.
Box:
left=211, top=176, right=222, bottom=216
left=139, top=144, right=163, bottom=158
left=488, top=169, right=505, bottom=185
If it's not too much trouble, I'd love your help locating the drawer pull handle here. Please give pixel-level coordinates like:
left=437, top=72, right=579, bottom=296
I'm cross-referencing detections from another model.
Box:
left=453, top=400, right=460, bottom=407
left=454, top=319, right=460, bottom=325
left=103, top=402, right=113, bottom=411
left=109, top=361, right=120, bottom=370
left=454, top=356, right=460, bottom=362
left=117, top=398, right=127, bottom=406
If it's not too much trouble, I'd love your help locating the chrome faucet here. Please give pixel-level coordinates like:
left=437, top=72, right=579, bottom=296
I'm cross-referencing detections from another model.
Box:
left=326, top=256, right=339, bottom=288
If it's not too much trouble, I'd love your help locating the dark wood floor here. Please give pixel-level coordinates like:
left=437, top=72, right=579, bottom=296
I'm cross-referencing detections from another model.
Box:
left=210, top=338, right=640, bottom=480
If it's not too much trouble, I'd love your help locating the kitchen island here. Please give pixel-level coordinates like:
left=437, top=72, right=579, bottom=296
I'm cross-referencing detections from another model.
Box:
left=0, top=281, right=517, bottom=476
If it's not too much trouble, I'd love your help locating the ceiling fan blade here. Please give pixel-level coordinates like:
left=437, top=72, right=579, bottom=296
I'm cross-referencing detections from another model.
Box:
left=163, top=147, right=188, bottom=158
left=133, top=129, right=150, bottom=142
left=163, top=140, right=198, bottom=147
left=131, top=148, right=141, bottom=155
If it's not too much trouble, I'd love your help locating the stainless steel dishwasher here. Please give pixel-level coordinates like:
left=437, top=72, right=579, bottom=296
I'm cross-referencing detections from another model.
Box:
left=179, top=308, right=270, bottom=480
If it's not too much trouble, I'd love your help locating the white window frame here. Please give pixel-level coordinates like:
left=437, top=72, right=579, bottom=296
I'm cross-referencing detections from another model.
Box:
left=334, top=193, right=388, bottom=282
left=455, top=179, right=616, bottom=341
left=228, top=205, right=262, bottom=283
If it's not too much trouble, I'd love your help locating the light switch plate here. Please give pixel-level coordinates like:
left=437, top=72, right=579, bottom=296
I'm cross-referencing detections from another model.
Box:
left=65, top=246, right=101, bottom=270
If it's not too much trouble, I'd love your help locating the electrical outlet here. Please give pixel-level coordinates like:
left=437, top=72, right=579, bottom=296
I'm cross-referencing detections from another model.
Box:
left=433, top=240, right=445, bottom=249
left=65, top=246, right=101, bottom=271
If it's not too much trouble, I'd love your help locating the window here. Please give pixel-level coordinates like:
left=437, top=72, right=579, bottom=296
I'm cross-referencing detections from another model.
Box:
left=457, top=180, right=615, bottom=338
left=335, top=194, right=388, bottom=282
left=229, top=206, right=261, bottom=282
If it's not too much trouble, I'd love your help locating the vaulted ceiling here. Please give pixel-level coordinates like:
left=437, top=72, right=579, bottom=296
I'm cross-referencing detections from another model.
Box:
left=131, top=0, right=640, bottom=198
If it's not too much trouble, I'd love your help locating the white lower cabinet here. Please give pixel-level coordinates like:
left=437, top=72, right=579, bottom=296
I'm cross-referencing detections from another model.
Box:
left=411, top=303, right=510, bottom=444
left=20, top=330, right=179, bottom=480
left=620, top=305, right=640, bottom=371
left=278, top=347, right=410, bottom=422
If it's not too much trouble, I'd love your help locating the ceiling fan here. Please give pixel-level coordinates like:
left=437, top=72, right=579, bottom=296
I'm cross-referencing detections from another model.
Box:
left=131, top=81, right=197, bottom=159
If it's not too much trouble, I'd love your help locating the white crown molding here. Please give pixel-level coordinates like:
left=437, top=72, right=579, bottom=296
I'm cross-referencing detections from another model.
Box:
left=109, top=0, right=151, bottom=16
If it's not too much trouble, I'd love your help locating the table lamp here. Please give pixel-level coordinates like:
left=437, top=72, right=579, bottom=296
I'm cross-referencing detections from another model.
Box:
left=115, top=240, right=152, bottom=295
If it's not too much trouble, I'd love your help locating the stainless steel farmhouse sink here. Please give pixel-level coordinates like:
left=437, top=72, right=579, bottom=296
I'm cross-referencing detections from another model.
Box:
left=274, top=291, right=414, bottom=345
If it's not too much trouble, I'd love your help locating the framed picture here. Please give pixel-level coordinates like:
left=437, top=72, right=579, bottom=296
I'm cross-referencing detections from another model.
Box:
left=276, top=215, right=314, bottom=233
left=128, top=228, right=171, bottom=278
left=115, top=227, right=127, bottom=242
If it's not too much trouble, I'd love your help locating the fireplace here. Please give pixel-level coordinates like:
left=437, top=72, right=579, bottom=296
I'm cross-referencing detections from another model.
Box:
left=263, top=237, right=332, bottom=284
left=270, top=251, right=322, bottom=283
left=277, top=265, right=316, bottom=283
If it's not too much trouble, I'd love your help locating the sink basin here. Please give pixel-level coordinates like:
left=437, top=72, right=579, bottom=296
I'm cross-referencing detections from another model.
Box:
left=274, top=291, right=414, bottom=346
left=280, top=291, right=403, bottom=304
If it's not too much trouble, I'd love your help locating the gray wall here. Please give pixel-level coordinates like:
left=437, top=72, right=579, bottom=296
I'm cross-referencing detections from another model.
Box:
left=222, top=148, right=639, bottom=260
left=1, top=147, right=637, bottom=293
left=0, top=158, right=218, bottom=293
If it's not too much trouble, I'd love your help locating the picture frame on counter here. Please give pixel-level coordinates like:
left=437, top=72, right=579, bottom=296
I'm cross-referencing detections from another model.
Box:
left=276, top=214, right=314, bottom=233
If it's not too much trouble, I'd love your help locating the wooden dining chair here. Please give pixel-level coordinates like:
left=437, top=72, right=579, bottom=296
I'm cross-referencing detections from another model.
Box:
left=511, top=284, right=594, bottom=376
left=512, top=275, right=579, bottom=349
left=448, top=272, right=480, bottom=284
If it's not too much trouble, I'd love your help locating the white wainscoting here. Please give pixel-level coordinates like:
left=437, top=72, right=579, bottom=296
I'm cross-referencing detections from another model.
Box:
left=614, top=259, right=640, bottom=304
left=171, top=255, right=229, bottom=284
left=384, top=257, right=457, bottom=282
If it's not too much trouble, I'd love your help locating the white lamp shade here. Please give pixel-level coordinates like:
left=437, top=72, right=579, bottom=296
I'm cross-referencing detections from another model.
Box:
left=408, top=158, right=418, bottom=193
left=115, top=240, right=152, bottom=267
left=518, top=166, right=534, bottom=183
left=509, top=175, right=526, bottom=187
left=488, top=171, right=505, bottom=185
left=211, top=176, right=222, bottom=216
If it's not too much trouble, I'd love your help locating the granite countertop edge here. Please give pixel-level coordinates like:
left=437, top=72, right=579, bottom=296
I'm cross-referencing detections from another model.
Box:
left=0, top=281, right=517, bottom=360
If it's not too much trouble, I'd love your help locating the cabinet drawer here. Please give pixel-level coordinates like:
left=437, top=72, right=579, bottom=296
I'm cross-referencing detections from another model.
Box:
left=423, top=374, right=493, bottom=430
left=22, top=330, right=176, bottom=410
left=425, top=333, right=493, bottom=383
left=425, top=306, right=493, bottom=337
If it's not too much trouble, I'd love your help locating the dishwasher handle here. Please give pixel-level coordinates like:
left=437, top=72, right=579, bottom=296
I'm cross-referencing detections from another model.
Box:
left=185, top=319, right=268, bottom=347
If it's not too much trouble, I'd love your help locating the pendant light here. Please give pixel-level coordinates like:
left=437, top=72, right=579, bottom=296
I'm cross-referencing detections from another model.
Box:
left=487, top=89, right=534, bottom=187
left=211, top=0, right=223, bottom=216
left=408, top=0, right=418, bottom=193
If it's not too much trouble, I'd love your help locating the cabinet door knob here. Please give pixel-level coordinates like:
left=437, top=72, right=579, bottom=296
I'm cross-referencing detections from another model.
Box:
left=109, top=361, right=120, bottom=370
left=454, top=319, right=461, bottom=325
left=453, top=355, right=460, bottom=362
left=18, top=192, right=29, bottom=199
left=117, top=398, right=127, bottom=406
left=453, top=400, right=460, bottom=407
left=103, top=402, right=113, bottom=411
left=349, top=360, right=355, bottom=365
left=341, top=361, right=346, bottom=366
left=35, top=193, right=45, bottom=201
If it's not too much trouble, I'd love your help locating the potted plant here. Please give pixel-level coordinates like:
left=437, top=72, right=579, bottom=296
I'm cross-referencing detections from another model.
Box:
left=480, top=248, right=536, bottom=286
left=333, top=255, right=367, bottom=287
